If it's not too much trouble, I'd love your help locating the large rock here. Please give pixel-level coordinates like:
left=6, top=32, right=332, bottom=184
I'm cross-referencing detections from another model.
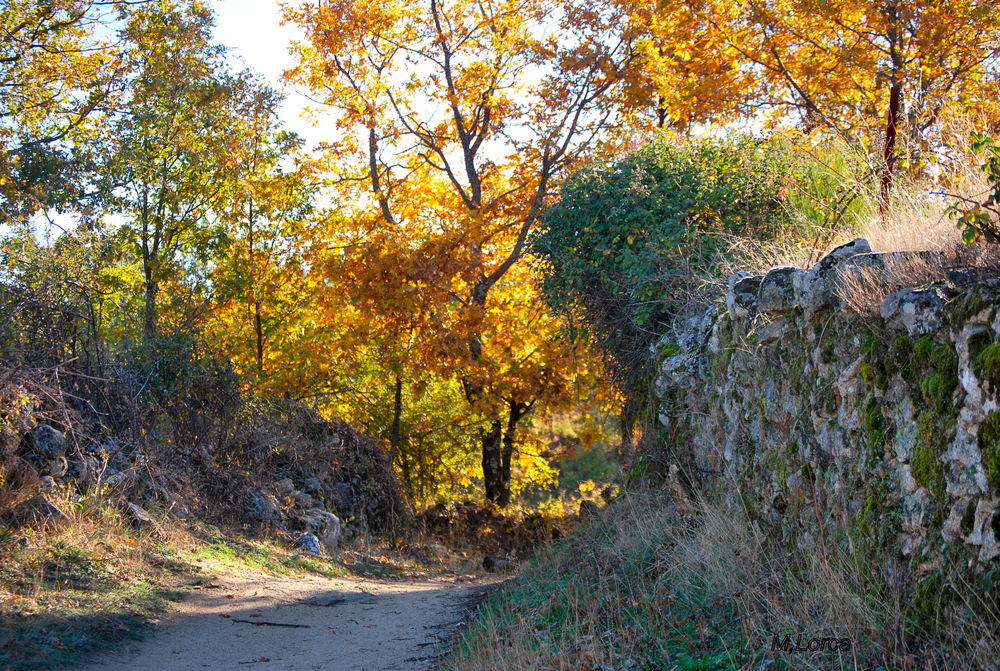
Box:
left=291, top=491, right=315, bottom=508
left=47, top=457, right=68, bottom=478
left=293, top=533, right=323, bottom=556
left=880, top=285, right=950, bottom=336
left=758, top=266, right=810, bottom=314
left=726, top=273, right=762, bottom=317
left=31, top=425, right=68, bottom=458
left=126, top=502, right=159, bottom=530
left=274, top=477, right=295, bottom=496
left=247, top=490, right=284, bottom=525
left=811, top=237, right=872, bottom=275
left=302, top=475, right=324, bottom=494
left=21, top=495, right=69, bottom=527
left=300, top=509, right=342, bottom=551
left=67, top=455, right=96, bottom=490
left=656, top=306, right=718, bottom=389
left=329, top=482, right=355, bottom=512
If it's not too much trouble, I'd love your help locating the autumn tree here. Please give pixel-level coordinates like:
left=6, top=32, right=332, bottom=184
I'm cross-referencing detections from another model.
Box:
left=0, top=0, right=128, bottom=220
left=286, top=0, right=642, bottom=505
left=634, top=0, right=1000, bottom=206
left=102, top=0, right=283, bottom=341
left=210, top=94, right=316, bottom=381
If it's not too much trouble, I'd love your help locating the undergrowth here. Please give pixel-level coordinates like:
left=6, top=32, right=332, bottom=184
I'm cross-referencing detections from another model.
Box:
left=445, top=491, right=1000, bottom=671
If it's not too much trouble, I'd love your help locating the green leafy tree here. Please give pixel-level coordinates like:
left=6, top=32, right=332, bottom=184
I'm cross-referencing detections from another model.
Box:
left=102, top=0, right=282, bottom=341
left=534, top=136, right=801, bottom=392
left=950, top=134, right=1000, bottom=244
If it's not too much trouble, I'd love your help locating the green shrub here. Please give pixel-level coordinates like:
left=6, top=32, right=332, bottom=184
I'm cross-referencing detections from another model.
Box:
left=534, top=136, right=809, bottom=391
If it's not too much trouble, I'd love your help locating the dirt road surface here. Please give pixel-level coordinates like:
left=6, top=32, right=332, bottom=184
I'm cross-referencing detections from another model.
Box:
left=81, top=568, right=490, bottom=671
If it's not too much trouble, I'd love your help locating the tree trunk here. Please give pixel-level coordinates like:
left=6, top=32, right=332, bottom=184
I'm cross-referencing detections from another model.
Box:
left=481, top=420, right=504, bottom=504
left=142, top=275, right=158, bottom=342
left=879, top=82, right=902, bottom=221
left=480, top=400, right=532, bottom=507
left=389, top=374, right=403, bottom=464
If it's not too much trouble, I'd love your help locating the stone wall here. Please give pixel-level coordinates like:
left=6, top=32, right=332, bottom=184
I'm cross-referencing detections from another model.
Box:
left=653, top=239, right=1000, bottom=582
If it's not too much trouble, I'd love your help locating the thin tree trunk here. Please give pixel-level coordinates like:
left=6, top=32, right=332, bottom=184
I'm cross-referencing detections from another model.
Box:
left=497, top=400, right=530, bottom=507
left=879, top=82, right=902, bottom=221
left=389, top=374, right=403, bottom=464
left=253, top=299, right=264, bottom=375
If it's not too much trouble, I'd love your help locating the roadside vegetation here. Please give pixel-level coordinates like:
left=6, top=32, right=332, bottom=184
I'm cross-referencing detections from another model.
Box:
left=447, top=492, right=999, bottom=671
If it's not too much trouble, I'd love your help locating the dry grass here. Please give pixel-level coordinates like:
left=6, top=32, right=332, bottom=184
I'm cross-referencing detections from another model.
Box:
left=445, top=490, right=1000, bottom=671
left=0, top=491, right=193, bottom=671
left=834, top=243, right=1000, bottom=317
left=715, top=142, right=991, bottom=279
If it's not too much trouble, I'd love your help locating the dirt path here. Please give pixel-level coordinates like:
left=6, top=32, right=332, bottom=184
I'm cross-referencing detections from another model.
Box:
left=81, top=568, right=491, bottom=671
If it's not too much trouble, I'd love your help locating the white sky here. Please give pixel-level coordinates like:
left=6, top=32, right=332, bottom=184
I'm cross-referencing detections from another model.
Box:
left=212, top=0, right=328, bottom=149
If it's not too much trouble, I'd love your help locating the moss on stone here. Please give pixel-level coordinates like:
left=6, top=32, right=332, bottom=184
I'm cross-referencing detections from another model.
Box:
left=786, top=437, right=799, bottom=458
left=916, top=338, right=957, bottom=378
left=905, top=338, right=959, bottom=413
left=920, top=374, right=945, bottom=402
left=862, top=395, right=887, bottom=465
left=859, top=358, right=879, bottom=386
left=932, top=346, right=958, bottom=378
left=888, top=334, right=914, bottom=382
left=920, top=373, right=956, bottom=411
left=658, top=340, right=681, bottom=360
left=974, top=343, right=1000, bottom=389
left=800, top=461, right=814, bottom=485
left=775, top=458, right=789, bottom=489
left=913, top=413, right=950, bottom=497
left=817, top=322, right=837, bottom=364
left=850, top=478, right=896, bottom=566
left=947, top=284, right=993, bottom=325
left=967, top=331, right=991, bottom=366
left=914, top=335, right=936, bottom=363
left=976, top=410, right=1000, bottom=492
left=858, top=333, right=894, bottom=390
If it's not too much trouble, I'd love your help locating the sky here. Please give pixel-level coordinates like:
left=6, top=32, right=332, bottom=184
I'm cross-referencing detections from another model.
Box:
left=212, top=0, right=326, bottom=148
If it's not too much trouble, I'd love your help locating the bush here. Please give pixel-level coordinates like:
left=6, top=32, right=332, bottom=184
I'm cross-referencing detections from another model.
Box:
left=533, top=136, right=807, bottom=392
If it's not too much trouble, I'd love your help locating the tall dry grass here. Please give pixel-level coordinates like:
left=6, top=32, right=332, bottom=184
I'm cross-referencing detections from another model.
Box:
left=718, top=139, right=991, bottom=278
left=445, top=491, right=1000, bottom=671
